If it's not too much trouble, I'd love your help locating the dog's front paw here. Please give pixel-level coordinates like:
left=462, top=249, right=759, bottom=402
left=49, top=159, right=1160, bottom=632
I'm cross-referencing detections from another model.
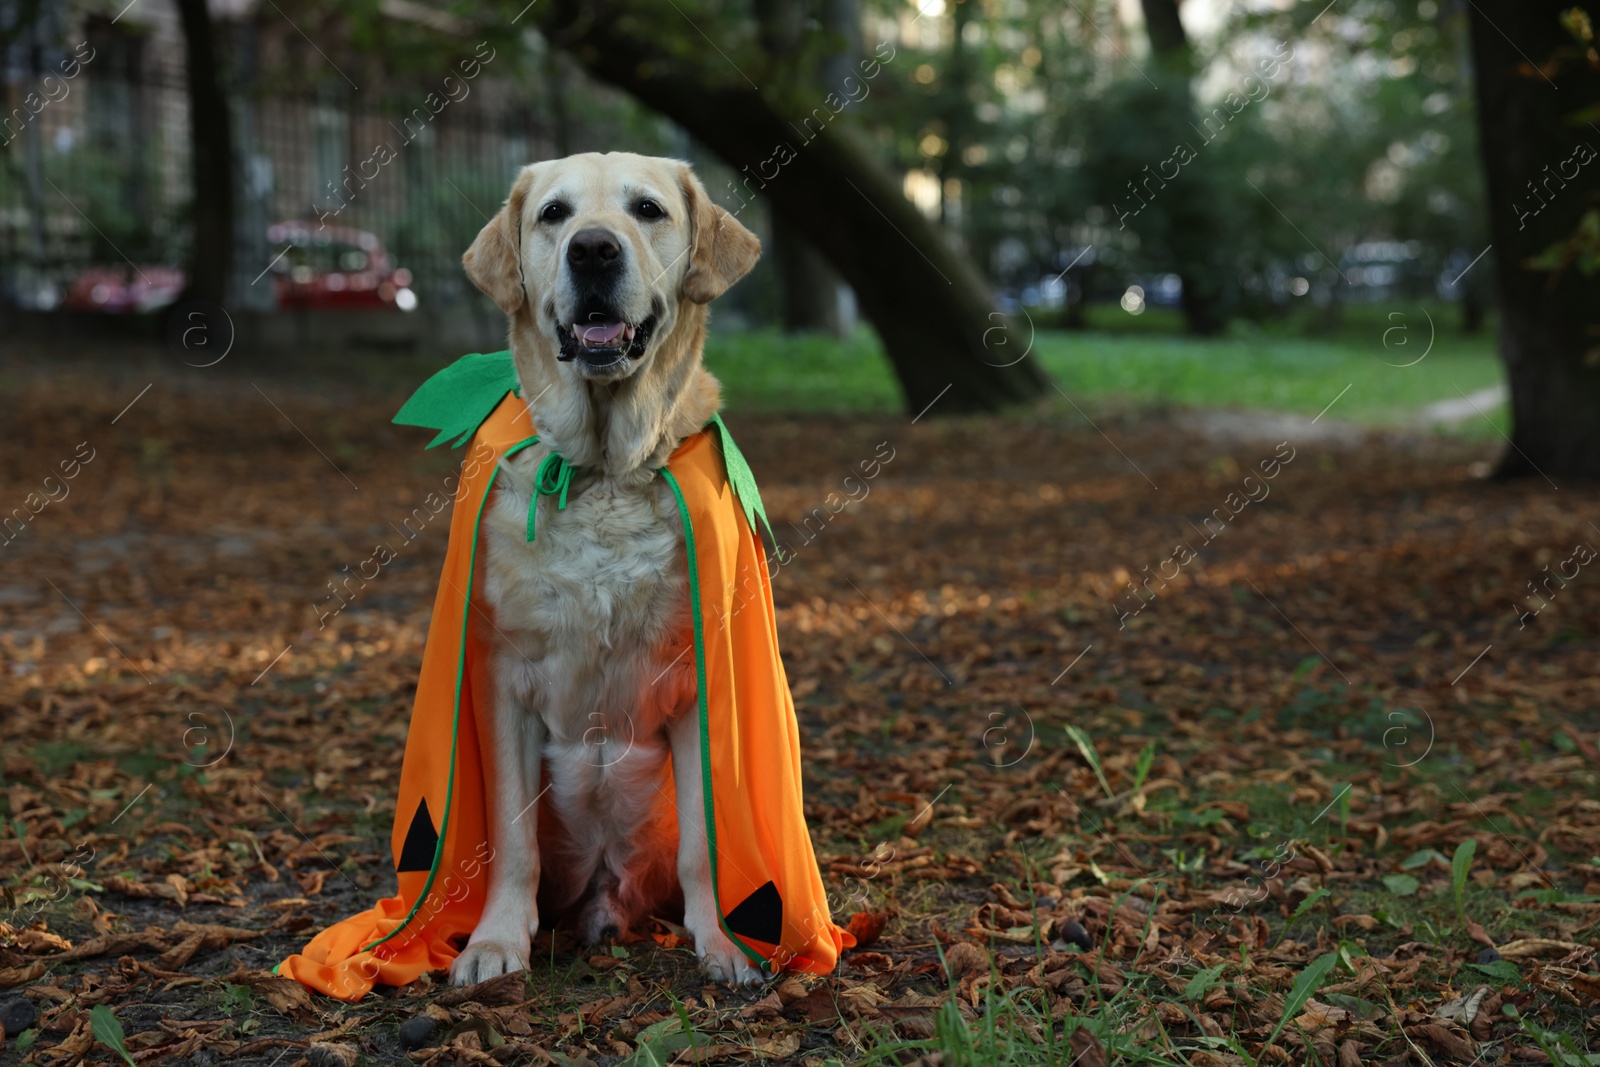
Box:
left=450, top=914, right=536, bottom=986
left=450, top=939, right=529, bottom=985
left=687, top=919, right=764, bottom=986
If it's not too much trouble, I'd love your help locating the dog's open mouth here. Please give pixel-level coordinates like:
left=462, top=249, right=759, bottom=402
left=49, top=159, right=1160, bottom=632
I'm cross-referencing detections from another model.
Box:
left=557, top=314, right=657, bottom=368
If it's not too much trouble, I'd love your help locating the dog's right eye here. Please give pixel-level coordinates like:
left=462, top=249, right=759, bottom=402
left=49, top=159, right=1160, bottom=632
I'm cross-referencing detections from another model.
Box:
left=538, top=202, right=570, bottom=224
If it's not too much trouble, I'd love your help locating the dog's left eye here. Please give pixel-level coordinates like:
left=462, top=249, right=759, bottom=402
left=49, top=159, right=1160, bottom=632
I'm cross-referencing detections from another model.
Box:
left=635, top=199, right=665, bottom=220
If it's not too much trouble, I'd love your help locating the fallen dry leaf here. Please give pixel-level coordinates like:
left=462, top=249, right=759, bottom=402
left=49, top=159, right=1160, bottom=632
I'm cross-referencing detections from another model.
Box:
left=844, top=910, right=889, bottom=949
left=1435, top=985, right=1493, bottom=1024
left=436, top=970, right=527, bottom=1007
left=1497, top=938, right=1588, bottom=960
left=941, top=941, right=990, bottom=978
left=232, top=969, right=321, bottom=1021
left=745, top=1031, right=802, bottom=1059
left=0, top=962, right=46, bottom=987
left=306, top=1042, right=359, bottom=1067
left=104, top=875, right=187, bottom=908
left=1069, top=1026, right=1108, bottom=1067
left=1409, top=1022, right=1477, bottom=1060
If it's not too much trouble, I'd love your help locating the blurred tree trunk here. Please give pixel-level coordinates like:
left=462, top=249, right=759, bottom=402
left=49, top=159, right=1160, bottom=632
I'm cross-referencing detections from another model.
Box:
left=175, top=0, right=233, bottom=307
left=754, top=0, right=845, bottom=336
left=1461, top=285, right=1484, bottom=333
left=1141, top=0, right=1186, bottom=54
left=22, top=22, right=47, bottom=273
left=770, top=219, right=842, bottom=334
left=543, top=47, right=573, bottom=156
left=1468, top=1, right=1600, bottom=479
left=938, top=0, right=974, bottom=228
left=1138, top=0, right=1226, bottom=336
left=539, top=3, right=1047, bottom=413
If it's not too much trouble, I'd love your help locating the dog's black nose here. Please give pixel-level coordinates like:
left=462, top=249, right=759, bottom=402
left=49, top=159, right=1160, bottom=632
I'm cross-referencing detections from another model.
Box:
left=567, top=228, right=621, bottom=271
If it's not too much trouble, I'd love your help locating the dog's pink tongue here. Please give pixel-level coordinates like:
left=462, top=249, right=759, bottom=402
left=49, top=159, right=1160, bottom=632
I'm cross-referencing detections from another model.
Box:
left=577, top=321, right=627, bottom=345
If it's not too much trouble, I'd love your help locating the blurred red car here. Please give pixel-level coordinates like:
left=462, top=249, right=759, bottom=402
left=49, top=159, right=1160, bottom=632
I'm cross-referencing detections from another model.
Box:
left=61, top=264, right=185, bottom=313
left=267, top=222, right=417, bottom=312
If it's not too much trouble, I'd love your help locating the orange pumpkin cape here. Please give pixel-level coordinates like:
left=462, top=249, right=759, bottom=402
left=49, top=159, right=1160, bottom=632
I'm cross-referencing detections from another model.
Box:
left=277, top=351, right=852, bottom=1001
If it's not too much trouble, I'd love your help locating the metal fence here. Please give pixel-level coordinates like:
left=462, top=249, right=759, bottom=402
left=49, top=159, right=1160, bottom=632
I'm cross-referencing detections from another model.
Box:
left=231, top=81, right=560, bottom=311
left=0, top=27, right=566, bottom=316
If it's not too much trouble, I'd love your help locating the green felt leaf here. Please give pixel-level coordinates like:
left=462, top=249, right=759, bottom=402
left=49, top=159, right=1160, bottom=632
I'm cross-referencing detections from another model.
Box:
left=392, top=359, right=773, bottom=545
left=393, top=351, right=520, bottom=449
left=708, top=414, right=773, bottom=544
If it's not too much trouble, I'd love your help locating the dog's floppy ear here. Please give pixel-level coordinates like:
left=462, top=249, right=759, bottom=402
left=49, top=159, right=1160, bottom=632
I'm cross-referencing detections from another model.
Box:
left=463, top=167, right=534, bottom=314
left=680, top=165, right=762, bottom=304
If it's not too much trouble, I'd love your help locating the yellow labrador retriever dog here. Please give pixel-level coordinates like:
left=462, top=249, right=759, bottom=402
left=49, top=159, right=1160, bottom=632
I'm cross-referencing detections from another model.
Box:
left=447, top=153, right=763, bottom=987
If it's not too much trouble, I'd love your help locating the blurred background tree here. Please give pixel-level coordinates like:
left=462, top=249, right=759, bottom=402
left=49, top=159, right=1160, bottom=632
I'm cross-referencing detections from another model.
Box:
left=1468, top=0, right=1600, bottom=480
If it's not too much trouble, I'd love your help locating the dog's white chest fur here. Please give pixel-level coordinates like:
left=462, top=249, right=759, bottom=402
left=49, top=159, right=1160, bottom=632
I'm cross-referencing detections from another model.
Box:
left=478, top=445, right=692, bottom=744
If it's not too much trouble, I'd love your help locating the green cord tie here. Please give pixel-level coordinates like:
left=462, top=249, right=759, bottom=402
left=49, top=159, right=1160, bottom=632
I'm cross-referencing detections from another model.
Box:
left=526, top=447, right=577, bottom=541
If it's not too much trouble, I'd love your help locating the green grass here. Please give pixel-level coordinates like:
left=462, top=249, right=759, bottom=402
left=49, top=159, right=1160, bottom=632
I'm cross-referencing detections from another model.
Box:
left=704, top=327, right=899, bottom=412
left=1036, top=328, right=1501, bottom=427
left=844, top=946, right=1342, bottom=1066
left=703, top=301, right=1506, bottom=432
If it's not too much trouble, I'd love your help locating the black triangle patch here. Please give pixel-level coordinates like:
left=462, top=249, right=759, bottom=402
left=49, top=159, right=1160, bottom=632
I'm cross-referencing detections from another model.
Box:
left=396, top=797, right=440, bottom=873
left=724, top=880, right=783, bottom=946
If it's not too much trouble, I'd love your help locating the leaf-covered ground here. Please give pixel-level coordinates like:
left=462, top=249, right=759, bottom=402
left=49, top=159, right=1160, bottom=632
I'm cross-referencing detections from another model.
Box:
left=2, top=342, right=1598, bottom=1066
